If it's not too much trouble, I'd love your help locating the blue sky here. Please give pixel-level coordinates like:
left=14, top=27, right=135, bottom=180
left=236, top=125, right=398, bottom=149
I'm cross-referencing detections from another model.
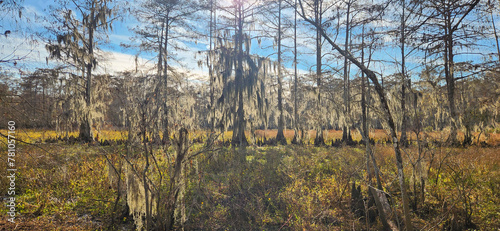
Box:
left=1, top=0, right=499, bottom=83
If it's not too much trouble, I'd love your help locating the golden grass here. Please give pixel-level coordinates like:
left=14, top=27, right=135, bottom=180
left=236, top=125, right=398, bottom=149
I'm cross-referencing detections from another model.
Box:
left=0, top=143, right=121, bottom=230
left=2, top=128, right=499, bottom=146
left=252, top=129, right=500, bottom=145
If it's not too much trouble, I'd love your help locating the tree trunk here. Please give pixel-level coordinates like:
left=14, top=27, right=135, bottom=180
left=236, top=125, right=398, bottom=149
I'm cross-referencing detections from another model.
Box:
left=276, top=0, right=286, bottom=144
left=400, top=0, right=408, bottom=147
left=361, top=25, right=371, bottom=182
left=166, top=128, right=189, bottom=230
left=141, top=118, right=151, bottom=231
left=361, top=26, right=383, bottom=189
left=163, top=16, right=171, bottom=144
left=154, top=21, right=165, bottom=144
left=79, top=116, right=93, bottom=142
left=292, top=0, right=301, bottom=144
left=209, top=0, right=216, bottom=133
left=342, top=1, right=353, bottom=144
left=314, top=0, right=324, bottom=146
left=444, top=11, right=458, bottom=145
left=232, top=2, right=248, bottom=147
left=79, top=2, right=95, bottom=143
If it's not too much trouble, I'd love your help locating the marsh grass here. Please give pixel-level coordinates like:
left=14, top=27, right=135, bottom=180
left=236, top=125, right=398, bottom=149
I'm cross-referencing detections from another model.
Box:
left=0, top=142, right=125, bottom=230
left=0, top=129, right=498, bottom=230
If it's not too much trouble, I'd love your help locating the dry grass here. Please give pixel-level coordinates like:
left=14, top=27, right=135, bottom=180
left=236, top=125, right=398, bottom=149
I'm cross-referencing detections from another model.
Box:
left=3, top=128, right=498, bottom=146
left=253, top=129, right=500, bottom=145
left=0, top=129, right=499, bottom=230
left=0, top=141, right=125, bottom=230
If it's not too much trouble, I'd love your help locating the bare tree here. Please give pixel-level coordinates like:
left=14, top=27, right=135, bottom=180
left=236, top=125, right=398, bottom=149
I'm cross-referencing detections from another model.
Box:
left=275, top=0, right=287, bottom=144
left=292, top=0, right=302, bottom=144
left=341, top=0, right=354, bottom=144
left=208, top=0, right=217, bottom=132
left=297, top=0, right=414, bottom=229
left=421, top=0, right=481, bottom=144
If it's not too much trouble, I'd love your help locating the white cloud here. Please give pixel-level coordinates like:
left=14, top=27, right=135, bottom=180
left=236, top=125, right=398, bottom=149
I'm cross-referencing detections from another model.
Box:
left=0, top=34, right=58, bottom=70
left=99, top=50, right=154, bottom=74
left=0, top=33, right=154, bottom=76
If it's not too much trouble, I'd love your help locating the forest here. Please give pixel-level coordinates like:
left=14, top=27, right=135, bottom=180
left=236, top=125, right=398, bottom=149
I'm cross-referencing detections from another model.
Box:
left=0, top=0, right=499, bottom=230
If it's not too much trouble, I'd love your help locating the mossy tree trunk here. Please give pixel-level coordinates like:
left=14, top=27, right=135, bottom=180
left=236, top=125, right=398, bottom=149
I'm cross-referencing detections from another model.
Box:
left=46, top=0, right=116, bottom=143
left=313, top=0, right=324, bottom=146
left=165, top=128, right=188, bottom=230
left=231, top=2, right=248, bottom=147
left=79, top=1, right=96, bottom=143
